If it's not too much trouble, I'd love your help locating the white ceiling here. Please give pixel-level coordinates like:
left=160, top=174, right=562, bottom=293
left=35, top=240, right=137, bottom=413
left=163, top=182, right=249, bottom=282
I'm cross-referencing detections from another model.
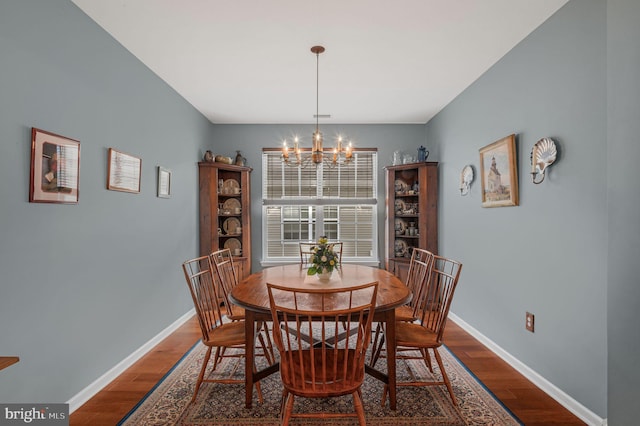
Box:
left=71, top=0, right=569, bottom=125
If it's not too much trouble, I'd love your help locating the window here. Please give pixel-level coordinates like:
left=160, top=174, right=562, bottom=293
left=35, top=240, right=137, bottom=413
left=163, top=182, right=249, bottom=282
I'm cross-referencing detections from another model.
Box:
left=262, top=149, right=378, bottom=265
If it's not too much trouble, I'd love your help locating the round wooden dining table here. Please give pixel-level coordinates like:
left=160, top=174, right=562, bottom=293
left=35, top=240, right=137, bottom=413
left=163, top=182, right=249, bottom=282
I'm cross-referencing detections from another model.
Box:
left=230, top=263, right=411, bottom=410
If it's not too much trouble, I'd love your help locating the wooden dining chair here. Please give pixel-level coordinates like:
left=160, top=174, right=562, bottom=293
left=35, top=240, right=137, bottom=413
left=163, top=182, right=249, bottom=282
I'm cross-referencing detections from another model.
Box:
left=370, top=247, right=435, bottom=365
left=380, top=254, right=462, bottom=407
left=331, top=241, right=343, bottom=266
left=182, top=255, right=264, bottom=404
left=267, top=281, right=378, bottom=426
left=209, top=248, right=274, bottom=364
left=209, top=248, right=243, bottom=320
left=397, top=247, right=435, bottom=321
left=299, top=242, right=315, bottom=266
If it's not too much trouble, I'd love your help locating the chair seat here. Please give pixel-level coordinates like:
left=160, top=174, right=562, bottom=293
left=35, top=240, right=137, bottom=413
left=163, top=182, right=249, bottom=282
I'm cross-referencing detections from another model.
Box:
left=281, top=349, right=365, bottom=397
left=394, top=321, right=440, bottom=348
left=395, top=305, right=418, bottom=322
left=225, top=304, right=245, bottom=321
left=205, top=320, right=246, bottom=347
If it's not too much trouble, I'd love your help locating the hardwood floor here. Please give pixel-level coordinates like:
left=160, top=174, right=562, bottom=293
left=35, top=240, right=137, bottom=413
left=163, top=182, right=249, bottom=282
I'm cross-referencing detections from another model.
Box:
left=69, top=316, right=585, bottom=425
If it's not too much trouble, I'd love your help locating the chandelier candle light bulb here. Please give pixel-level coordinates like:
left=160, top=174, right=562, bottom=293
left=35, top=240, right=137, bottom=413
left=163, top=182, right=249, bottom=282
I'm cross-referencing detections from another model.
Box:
left=295, top=137, right=301, bottom=163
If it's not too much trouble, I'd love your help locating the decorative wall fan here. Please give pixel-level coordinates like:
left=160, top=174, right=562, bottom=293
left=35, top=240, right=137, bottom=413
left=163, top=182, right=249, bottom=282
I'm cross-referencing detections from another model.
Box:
left=531, top=137, right=557, bottom=184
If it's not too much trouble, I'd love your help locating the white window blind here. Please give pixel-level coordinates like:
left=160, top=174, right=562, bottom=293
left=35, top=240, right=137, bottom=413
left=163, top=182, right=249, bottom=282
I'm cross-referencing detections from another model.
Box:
left=262, top=149, right=378, bottom=264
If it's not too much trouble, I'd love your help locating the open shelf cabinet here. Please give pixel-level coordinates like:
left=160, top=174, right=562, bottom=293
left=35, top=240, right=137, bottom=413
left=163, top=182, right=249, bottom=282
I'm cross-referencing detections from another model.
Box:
left=385, top=162, right=438, bottom=282
left=198, top=162, right=252, bottom=282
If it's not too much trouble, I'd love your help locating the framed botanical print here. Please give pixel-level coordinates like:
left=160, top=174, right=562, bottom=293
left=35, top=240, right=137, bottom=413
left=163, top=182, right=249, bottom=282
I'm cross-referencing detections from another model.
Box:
left=29, top=128, right=80, bottom=204
left=479, top=134, right=519, bottom=207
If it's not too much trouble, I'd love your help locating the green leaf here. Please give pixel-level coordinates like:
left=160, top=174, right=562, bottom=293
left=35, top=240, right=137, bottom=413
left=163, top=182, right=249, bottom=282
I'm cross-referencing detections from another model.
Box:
left=307, top=266, right=317, bottom=275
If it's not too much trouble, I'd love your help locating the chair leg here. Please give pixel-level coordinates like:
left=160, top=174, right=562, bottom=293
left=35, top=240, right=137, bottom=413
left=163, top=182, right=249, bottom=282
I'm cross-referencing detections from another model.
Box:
left=191, top=346, right=212, bottom=403
left=420, top=348, right=434, bottom=373
left=281, top=390, right=294, bottom=426
left=370, top=324, right=385, bottom=367
left=433, top=348, right=457, bottom=406
left=256, top=321, right=275, bottom=365
left=252, top=360, right=264, bottom=404
left=211, top=346, right=222, bottom=369
left=352, top=389, right=367, bottom=426
left=380, top=384, right=388, bottom=407
left=279, top=389, right=289, bottom=418
left=265, top=330, right=275, bottom=362
left=256, top=331, right=272, bottom=365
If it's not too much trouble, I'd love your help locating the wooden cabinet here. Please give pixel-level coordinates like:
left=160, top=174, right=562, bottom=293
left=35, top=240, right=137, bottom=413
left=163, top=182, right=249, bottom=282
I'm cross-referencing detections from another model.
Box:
left=198, top=162, right=252, bottom=280
left=385, top=162, right=438, bottom=279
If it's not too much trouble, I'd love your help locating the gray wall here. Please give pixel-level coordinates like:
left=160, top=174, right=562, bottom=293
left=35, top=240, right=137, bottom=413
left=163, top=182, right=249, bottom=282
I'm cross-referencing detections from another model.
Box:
left=0, top=1, right=210, bottom=402
left=607, top=0, right=640, bottom=424
left=426, top=0, right=607, bottom=417
left=211, top=124, right=426, bottom=272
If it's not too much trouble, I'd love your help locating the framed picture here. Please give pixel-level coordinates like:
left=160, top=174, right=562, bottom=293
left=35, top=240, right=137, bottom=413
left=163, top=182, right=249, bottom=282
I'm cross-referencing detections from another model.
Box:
left=29, top=128, right=80, bottom=204
left=107, top=148, right=141, bottom=193
left=157, top=166, right=171, bottom=198
left=479, top=134, right=519, bottom=207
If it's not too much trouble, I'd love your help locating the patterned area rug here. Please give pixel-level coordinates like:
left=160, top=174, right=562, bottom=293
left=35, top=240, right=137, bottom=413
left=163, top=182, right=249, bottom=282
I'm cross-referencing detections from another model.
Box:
left=119, top=341, right=521, bottom=425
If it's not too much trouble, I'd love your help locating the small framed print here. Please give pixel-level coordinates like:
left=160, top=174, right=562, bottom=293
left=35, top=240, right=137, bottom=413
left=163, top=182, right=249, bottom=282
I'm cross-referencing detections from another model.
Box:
left=479, top=134, right=519, bottom=207
left=157, top=166, right=171, bottom=198
left=107, top=148, right=141, bottom=193
left=29, top=128, right=80, bottom=204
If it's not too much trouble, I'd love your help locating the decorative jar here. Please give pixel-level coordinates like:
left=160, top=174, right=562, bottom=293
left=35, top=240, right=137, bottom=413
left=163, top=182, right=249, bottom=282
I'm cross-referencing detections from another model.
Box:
left=317, top=268, right=332, bottom=281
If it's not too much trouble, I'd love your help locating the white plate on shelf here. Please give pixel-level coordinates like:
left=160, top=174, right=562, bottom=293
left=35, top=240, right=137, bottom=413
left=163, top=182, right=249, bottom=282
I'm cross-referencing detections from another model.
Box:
left=224, top=237, right=241, bottom=252
left=394, top=199, right=406, bottom=213
left=394, top=218, right=407, bottom=234
left=394, top=179, right=408, bottom=194
left=223, top=217, right=241, bottom=234
left=223, top=198, right=241, bottom=211
left=394, top=240, right=408, bottom=257
left=221, top=179, right=240, bottom=195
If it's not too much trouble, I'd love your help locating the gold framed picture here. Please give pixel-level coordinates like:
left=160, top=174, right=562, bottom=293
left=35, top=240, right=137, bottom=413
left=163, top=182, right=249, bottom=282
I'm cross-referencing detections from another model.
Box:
left=29, top=128, right=80, bottom=204
left=479, top=134, right=519, bottom=207
left=107, top=148, right=141, bottom=193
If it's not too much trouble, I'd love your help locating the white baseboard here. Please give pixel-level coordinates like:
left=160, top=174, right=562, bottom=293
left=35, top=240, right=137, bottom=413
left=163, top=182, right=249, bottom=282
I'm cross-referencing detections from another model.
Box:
left=66, top=308, right=195, bottom=413
left=448, top=313, right=606, bottom=426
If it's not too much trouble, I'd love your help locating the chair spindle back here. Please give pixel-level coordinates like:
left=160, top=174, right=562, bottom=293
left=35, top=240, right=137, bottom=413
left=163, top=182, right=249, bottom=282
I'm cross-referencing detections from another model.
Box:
left=414, top=255, right=463, bottom=341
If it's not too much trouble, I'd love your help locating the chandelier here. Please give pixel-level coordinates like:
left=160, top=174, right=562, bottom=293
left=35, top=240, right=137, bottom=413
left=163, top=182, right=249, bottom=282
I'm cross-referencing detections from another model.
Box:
left=281, top=45, right=353, bottom=168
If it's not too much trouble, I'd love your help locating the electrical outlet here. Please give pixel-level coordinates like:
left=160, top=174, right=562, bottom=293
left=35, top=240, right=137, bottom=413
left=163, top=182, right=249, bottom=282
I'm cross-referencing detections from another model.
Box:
left=526, top=312, right=535, bottom=333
